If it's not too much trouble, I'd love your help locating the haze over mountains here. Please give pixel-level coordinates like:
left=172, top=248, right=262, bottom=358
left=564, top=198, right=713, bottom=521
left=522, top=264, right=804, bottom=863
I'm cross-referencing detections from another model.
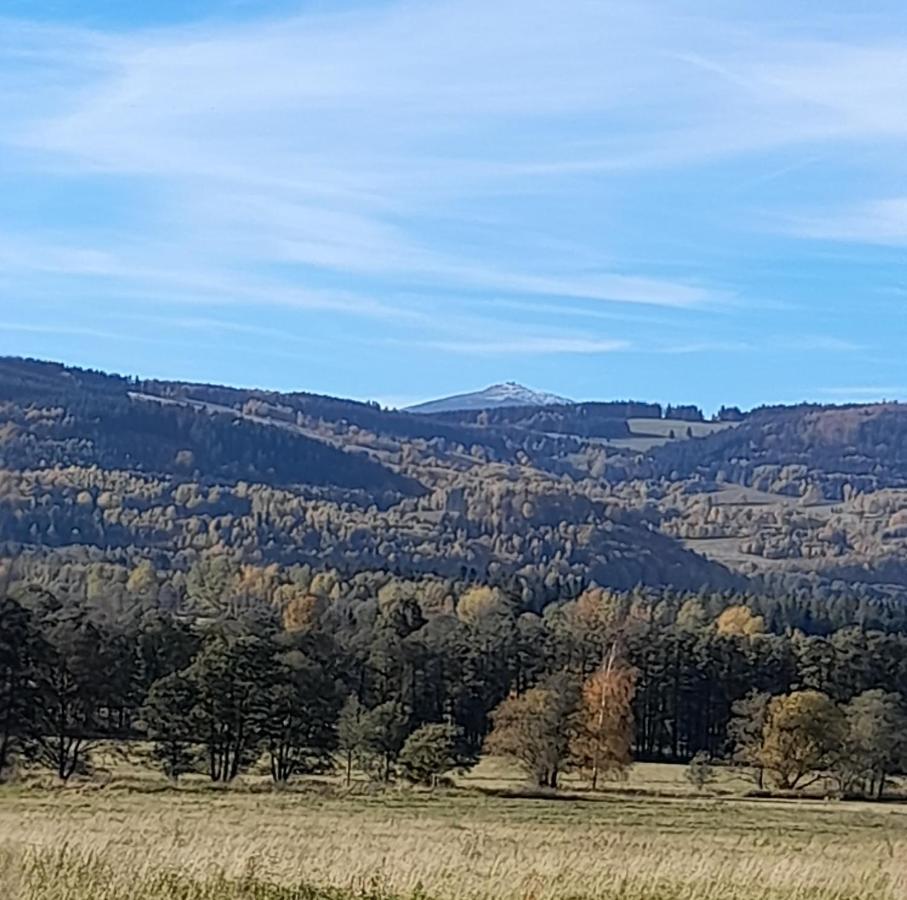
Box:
left=4, top=356, right=907, bottom=628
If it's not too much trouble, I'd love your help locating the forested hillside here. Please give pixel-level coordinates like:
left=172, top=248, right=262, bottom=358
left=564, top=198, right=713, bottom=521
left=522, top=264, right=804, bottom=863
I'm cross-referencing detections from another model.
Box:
left=4, top=355, right=907, bottom=624
left=0, top=358, right=738, bottom=610
left=0, top=359, right=417, bottom=498
left=5, top=356, right=907, bottom=784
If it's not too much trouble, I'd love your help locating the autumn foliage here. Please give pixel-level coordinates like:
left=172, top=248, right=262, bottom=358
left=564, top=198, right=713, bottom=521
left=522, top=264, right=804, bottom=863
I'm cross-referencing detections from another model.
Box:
left=570, top=650, right=637, bottom=788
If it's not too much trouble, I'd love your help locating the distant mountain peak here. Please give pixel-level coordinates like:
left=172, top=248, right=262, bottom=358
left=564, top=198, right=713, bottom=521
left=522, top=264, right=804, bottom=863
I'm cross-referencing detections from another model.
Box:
left=406, top=382, right=573, bottom=414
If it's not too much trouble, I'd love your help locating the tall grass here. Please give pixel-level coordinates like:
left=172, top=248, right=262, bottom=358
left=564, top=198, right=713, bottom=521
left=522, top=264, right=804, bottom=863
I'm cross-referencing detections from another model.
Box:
left=2, top=847, right=419, bottom=900
left=1, top=788, right=906, bottom=900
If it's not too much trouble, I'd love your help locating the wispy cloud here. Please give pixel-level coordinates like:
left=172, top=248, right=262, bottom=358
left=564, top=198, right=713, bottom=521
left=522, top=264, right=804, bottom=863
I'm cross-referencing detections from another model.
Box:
left=648, top=335, right=865, bottom=355
left=0, top=0, right=905, bottom=394
left=120, top=314, right=321, bottom=345
left=650, top=340, right=754, bottom=355
left=1, top=322, right=128, bottom=341
left=817, top=386, right=907, bottom=399
left=0, top=0, right=764, bottom=335
left=781, top=335, right=866, bottom=353
left=423, top=337, right=631, bottom=356
left=786, top=197, right=907, bottom=246
left=0, top=231, right=422, bottom=321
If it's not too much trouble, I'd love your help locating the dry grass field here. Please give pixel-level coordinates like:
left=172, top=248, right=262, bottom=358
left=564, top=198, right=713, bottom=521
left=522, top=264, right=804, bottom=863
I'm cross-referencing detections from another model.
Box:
left=1, top=761, right=906, bottom=900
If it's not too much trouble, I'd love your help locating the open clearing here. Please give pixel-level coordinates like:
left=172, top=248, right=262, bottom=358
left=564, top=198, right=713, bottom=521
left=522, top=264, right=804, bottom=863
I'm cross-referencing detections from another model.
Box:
left=602, top=418, right=736, bottom=451
left=2, top=762, right=906, bottom=900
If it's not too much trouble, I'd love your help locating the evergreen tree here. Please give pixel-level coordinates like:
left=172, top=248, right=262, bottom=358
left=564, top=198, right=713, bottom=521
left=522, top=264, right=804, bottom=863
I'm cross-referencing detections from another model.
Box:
left=398, top=722, right=467, bottom=785
left=141, top=673, right=198, bottom=781
left=186, top=632, right=274, bottom=782
left=263, top=645, right=340, bottom=783
left=0, top=596, right=39, bottom=778
left=836, top=690, right=907, bottom=799
left=337, top=695, right=367, bottom=786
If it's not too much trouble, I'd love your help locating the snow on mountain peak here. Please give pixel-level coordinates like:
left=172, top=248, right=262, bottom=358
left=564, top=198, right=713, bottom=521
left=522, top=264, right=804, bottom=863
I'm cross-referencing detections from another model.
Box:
left=406, top=382, right=573, bottom=414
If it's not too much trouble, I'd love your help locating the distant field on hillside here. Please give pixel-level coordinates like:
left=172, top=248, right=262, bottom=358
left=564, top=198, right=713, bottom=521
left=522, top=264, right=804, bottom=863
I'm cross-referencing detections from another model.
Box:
left=602, top=418, right=736, bottom=451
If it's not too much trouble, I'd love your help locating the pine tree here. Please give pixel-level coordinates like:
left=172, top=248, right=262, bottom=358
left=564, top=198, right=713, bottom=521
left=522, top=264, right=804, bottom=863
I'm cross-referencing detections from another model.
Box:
left=337, top=695, right=366, bottom=786
left=141, top=673, right=198, bottom=781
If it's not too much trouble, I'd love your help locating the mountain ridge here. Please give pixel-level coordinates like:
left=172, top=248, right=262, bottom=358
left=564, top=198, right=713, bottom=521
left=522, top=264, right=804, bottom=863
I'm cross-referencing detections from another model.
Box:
left=5, top=356, right=907, bottom=617
left=406, top=381, right=572, bottom=414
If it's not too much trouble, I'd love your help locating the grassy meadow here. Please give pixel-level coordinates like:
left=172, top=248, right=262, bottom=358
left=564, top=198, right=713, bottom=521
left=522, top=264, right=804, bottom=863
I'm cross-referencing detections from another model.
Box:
left=2, top=760, right=906, bottom=900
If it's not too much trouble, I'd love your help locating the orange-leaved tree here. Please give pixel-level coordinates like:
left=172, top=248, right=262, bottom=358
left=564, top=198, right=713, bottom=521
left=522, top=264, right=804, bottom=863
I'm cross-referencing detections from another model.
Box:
left=485, top=675, right=577, bottom=789
left=570, top=647, right=636, bottom=789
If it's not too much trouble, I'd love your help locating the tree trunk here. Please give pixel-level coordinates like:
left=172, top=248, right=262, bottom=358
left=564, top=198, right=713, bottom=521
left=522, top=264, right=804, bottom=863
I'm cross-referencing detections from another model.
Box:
left=169, top=744, right=181, bottom=782
left=0, top=675, right=13, bottom=774
left=209, top=744, right=223, bottom=782
left=59, top=737, right=82, bottom=781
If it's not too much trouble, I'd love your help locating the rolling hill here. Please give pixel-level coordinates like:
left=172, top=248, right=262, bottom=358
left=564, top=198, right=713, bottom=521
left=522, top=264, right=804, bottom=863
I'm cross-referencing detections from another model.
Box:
left=3, top=356, right=907, bottom=621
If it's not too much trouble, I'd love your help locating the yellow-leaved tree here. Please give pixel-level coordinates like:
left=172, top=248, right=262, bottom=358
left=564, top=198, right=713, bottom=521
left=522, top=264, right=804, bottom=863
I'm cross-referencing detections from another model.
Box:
left=570, top=648, right=637, bottom=789
left=456, top=586, right=512, bottom=626
left=715, top=605, right=765, bottom=636
left=280, top=591, right=328, bottom=633
left=759, top=690, right=845, bottom=790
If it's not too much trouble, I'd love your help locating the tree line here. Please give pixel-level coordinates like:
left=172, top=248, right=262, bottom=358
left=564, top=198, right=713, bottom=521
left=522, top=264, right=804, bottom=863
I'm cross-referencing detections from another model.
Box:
left=2, top=581, right=906, bottom=798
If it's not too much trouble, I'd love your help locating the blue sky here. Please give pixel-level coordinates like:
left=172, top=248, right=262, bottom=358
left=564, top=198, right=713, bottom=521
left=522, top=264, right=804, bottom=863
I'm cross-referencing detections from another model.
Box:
left=1, top=1, right=906, bottom=411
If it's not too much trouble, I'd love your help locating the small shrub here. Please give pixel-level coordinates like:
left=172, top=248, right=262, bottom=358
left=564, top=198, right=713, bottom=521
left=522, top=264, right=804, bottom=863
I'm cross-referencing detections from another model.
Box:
left=398, top=723, right=461, bottom=786
left=685, top=752, right=716, bottom=792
